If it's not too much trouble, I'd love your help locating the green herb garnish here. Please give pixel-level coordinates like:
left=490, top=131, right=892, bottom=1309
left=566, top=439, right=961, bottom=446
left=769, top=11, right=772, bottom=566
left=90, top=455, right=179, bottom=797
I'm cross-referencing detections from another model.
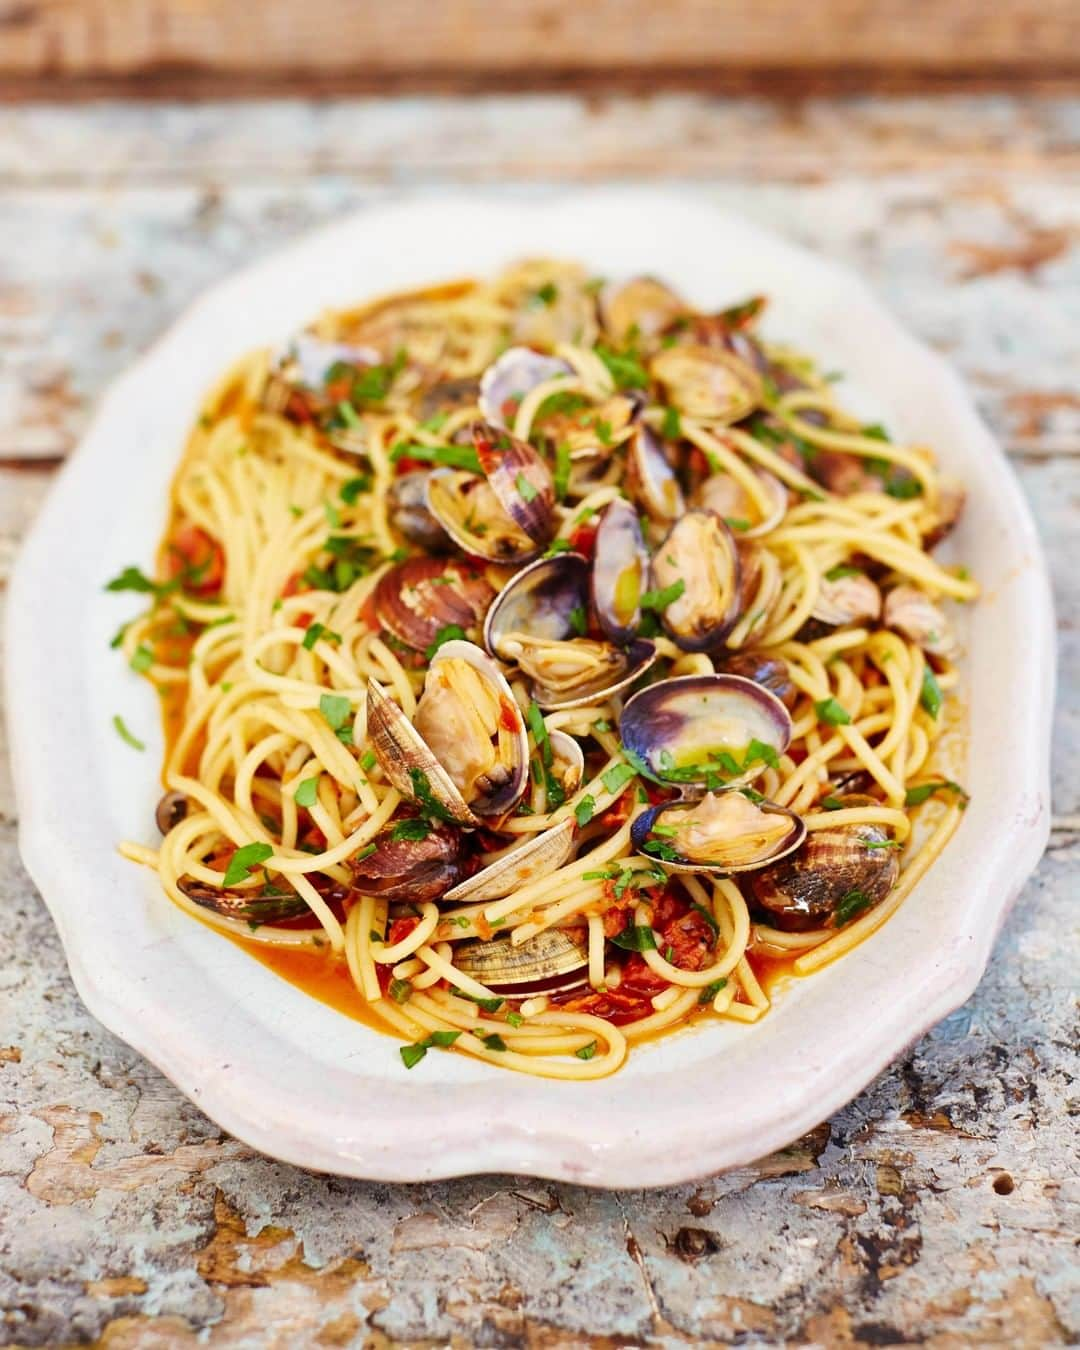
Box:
left=112, top=714, right=145, bottom=751
left=294, top=776, right=320, bottom=808
left=815, top=697, right=852, bottom=726
left=223, top=842, right=275, bottom=887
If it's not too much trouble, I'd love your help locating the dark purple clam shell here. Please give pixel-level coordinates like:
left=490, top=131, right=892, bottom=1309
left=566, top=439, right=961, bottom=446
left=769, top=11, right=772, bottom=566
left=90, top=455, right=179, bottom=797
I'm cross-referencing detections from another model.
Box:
left=472, top=420, right=556, bottom=545
left=620, top=674, right=793, bottom=788
left=483, top=552, right=591, bottom=658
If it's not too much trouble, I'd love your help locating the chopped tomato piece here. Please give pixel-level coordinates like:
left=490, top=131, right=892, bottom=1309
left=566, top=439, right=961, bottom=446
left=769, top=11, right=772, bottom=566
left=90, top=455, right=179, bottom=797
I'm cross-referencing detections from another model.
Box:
left=568, top=523, right=597, bottom=558
left=164, top=524, right=224, bottom=596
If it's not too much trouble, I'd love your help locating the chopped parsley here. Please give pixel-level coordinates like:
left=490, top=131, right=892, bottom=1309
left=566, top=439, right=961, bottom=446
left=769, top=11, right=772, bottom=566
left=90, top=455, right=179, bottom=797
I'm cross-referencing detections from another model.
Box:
left=553, top=443, right=572, bottom=501
left=661, top=406, right=682, bottom=440
left=574, top=795, right=596, bottom=828
left=576, top=1040, right=598, bottom=1060
left=594, top=344, right=650, bottom=391
left=294, top=776, right=320, bottom=808
left=568, top=605, right=587, bottom=636
left=639, top=578, right=686, bottom=612
left=920, top=665, right=943, bottom=719
left=824, top=563, right=862, bottom=582
left=223, top=842, right=275, bottom=887
left=506, top=1011, right=524, bottom=1028
left=399, top=1029, right=462, bottom=1069
left=601, top=761, right=637, bottom=795
left=391, top=817, right=432, bottom=842
left=611, top=923, right=658, bottom=952
left=302, top=621, right=341, bottom=651
left=388, top=978, right=413, bottom=1005
left=515, top=471, right=539, bottom=503
left=129, top=643, right=154, bottom=674
left=424, top=623, right=467, bottom=661
left=904, top=780, right=969, bottom=808
left=698, top=978, right=728, bottom=1004
left=835, top=888, right=874, bottom=926
left=450, top=988, right=505, bottom=1013
left=534, top=281, right=559, bottom=307
left=815, top=697, right=852, bottom=726
left=409, top=768, right=460, bottom=825
left=318, top=693, right=352, bottom=741
left=340, top=474, right=372, bottom=504
left=389, top=442, right=483, bottom=474
left=481, top=1033, right=508, bottom=1052
left=544, top=536, right=574, bottom=557
left=112, top=714, right=145, bottom=751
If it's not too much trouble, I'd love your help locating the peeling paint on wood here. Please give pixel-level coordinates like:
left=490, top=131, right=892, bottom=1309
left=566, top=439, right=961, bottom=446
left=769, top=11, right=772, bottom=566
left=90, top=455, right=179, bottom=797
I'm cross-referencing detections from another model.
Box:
left=0, top=97, right=1077, bottom=1347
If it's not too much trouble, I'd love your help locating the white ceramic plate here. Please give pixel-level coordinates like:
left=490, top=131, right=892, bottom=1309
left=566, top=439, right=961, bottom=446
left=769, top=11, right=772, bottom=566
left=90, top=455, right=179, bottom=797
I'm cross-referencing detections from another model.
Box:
left=6, top=190, right=1054, bottom=1186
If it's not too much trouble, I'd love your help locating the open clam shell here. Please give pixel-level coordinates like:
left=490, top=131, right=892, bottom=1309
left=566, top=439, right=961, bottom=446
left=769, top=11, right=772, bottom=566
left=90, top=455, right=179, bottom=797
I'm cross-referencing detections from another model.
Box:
left=621, top=673, right=793, bottom=790
left=453, top=928, right=589, bottom=998
left=626, top=424, right=685, bottom=525
left=598, top=276, right=686, bottom=345
left=374, top=555, right=496, bottom=652
left=349, top=819, right=467, bottom=902
left=415, top=640, right=530, bottom=818
left=443, top=817, right=576, bottom=904
left=365, top=678, right=478, bottom=827
left=591, top=498, right=648, bottom=644
left=548, top=729, right=585, bottom=796
left=386, top=471, right=453, bottom=553
left=472, top=421, right=556, bottom=544
left=650, top=344, right=762, bottom=423
left=483, top=550, right=657, bottom=710
left=650, top=510, right=742, bottom=651
left=478, top=347, right=573, bottom=429
left=631, top=791, right=805, bottom=875
left=425, top=467, right=543, bottom=564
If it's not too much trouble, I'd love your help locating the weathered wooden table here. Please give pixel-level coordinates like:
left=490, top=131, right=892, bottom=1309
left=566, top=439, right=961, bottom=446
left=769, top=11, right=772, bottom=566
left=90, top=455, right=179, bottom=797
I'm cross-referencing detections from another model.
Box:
left=1, top=96, right=1077, bottom=1347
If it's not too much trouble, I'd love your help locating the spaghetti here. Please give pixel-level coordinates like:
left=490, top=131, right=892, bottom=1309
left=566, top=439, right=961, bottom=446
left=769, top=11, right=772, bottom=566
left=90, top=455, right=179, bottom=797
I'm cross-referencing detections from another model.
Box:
left=113, top=260, right=975, bottom=1079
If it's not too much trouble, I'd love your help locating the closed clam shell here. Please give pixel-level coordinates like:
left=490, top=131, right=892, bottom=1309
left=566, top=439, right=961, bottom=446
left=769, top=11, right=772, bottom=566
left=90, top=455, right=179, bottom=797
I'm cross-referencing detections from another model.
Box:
left=453, top=928, right=589, bottom=996
left=598, top=276, right=686, bottom=344
left=620, top=673, right=793, bottom=789
left=693, top=469, right=786, bottom=539
left=386, top=471, right=453, bottom=553
left=650, top=344, right=762, bottom=423
left=374, top=555, right=495, bottom=651
left=812, top=570, right=882, bottom=628
left=749, top=820, right=899, bottom=931
left=443, top=817, right=576, bottom=904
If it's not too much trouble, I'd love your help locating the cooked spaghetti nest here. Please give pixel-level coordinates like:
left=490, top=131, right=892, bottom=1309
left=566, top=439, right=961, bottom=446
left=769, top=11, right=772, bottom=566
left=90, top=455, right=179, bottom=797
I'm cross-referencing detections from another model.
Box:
left=114, top=259, right=975, bottom=1079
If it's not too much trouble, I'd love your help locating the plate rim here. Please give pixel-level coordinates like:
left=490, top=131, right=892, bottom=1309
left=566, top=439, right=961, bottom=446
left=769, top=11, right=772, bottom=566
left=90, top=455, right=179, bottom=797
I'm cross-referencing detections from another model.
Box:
left=5, top=187, right=1054, bottom=1187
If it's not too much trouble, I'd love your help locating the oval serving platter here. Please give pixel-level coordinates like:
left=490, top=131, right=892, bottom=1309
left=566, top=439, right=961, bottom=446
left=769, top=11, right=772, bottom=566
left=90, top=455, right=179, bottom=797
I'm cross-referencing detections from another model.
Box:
left=5, top=190, right=1053, bottom=1186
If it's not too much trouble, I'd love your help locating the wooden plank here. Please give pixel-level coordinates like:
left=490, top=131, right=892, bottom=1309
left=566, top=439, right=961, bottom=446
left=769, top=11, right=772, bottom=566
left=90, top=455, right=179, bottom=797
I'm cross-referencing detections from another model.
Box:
left=4, top=0, right=1080, bottom=97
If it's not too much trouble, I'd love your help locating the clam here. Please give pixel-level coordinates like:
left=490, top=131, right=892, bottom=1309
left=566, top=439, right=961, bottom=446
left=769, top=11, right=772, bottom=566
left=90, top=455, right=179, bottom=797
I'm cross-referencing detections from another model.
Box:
left=478, top=347, right=573, bottom=429
left=722, top=653, right=797, bottom=710
left=692, top=469, right=786, bottom=538
left=349, top=819, right=467, bottom=902
left=598, top=276, right=686, bottom=345
left=625, top=424, right=684, bottom=525
left=178, top=875, right=310, bottom=924
left=650, top=345, right=762, bottom=423
left=426, top=468, right=543, bottom=564
left=472, top=421, right=556, bottom=544
left=156, top=790, right=189, bottom=835
left=883, top=584, right=956, bottom=659
left=631, top=791, right=805, bottom=875
left=374, top=556, right=496, bottom=652
left=749, top=814, right=899, bottom=931
left=484, top=553, right=656, bottom=710
left=386, top=471, right=453, bottom=553
left=282, top=334, right=382, bottom=389
left=621, top=674, right=793, bottom=790
left=453, top=928, right=589, bottom=998
left=649, top=511, right=742, bottom=651
left=923, top=476, right=966, bottom=550
left=812, top=570, right=882, bottom=628
left=536, top=393, right=641, bottom=463
left=419, top=377, right=480, bottom=422
left=548, top=729, right=585, bottom=796
left=591, top=498, right=648, bottom=643
left=443, top=817, right=576, bottom=904
left=365, top=640, right=528, bottom=824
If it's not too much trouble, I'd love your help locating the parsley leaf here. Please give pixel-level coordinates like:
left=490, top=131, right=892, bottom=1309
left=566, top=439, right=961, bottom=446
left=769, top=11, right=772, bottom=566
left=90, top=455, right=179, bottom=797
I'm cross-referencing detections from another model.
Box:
left=424, top=623, right=467, bottom=661
left=815, top=697, right=852, bottom=726
left=835, top=888, right=874, bottom=926
left=576, top=1040, right=598, bottom=1060
left=640, top=579, right=685, bottom=612
left=129, top=643, right=154, bottom=674
left=515, top=471, right=538, bottom=503
left=294, top=776, right=320, bottom=808
left=318, top=693, right=352, bottom=735
left=611, top=924, right=658, bottom=952
left=595, top=344, right=650, bottom=390
left=920, top=665, right=943, bottom=719
left=602, top=761, right=636, bottom=795
left=391, top=817, right=431, bottom=842
left=223, top=842, right=275, bottom=887
left=574, top=795, right=596, bottom=828
left=904, top=779, right=969, bottom=807
left=698, top=978, right=728, bottom=1004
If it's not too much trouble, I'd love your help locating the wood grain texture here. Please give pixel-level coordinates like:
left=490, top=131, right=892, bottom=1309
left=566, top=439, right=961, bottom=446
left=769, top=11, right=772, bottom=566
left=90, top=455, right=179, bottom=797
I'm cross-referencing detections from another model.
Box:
left=0, top=95, right=1076, bottom=1347
left=4, top=0, right=1080, bottom=97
